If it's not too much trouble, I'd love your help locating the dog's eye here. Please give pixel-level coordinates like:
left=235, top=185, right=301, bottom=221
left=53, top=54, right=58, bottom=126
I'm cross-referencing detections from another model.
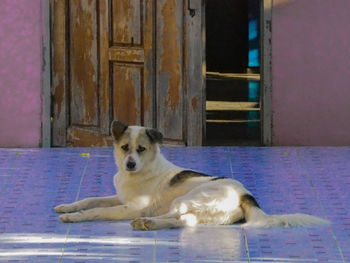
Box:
left=137, top=145, right=146, bottom=153
left=121, top=144, right=129, bottom=151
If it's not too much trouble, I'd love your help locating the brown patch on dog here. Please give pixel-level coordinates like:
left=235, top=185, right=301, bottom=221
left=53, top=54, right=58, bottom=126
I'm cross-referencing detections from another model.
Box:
left=169, top=170, right=211, bottom=187
left=240, top=194, right=260, bottom=214
left=111, top=120, right=128, bottom=141
left=210, top=177, right=227, bottom=181
left=146, top=128, right=163, bottom=144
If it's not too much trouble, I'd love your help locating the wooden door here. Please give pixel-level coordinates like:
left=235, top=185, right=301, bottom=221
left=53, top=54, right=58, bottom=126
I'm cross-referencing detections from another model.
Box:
left=51, top=0, right=204, bottom=146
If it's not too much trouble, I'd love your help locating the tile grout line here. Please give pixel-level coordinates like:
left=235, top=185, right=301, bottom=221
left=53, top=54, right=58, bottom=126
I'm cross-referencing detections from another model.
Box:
left=55, top=150, right=70, bottom=263
left=59, top=153, right=91, bottom=263
left=228, top=147, right=251, bottom=262
left=226, top=147, right=235, bottom=179
left=153, top=230, right=157, bottom=263
left=242, top=227, right=251, bottom=263
left=296, top=149, right=346, bottom=263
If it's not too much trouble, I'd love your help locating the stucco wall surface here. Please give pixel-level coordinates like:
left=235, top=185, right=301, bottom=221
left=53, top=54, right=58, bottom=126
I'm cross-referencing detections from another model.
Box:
left=272, top=0, right=350, bottom=145
left=0, top=0, right=42, bottom=147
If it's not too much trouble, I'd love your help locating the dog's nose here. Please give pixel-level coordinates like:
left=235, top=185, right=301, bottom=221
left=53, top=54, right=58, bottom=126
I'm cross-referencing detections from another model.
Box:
left=126, top=161, right=136, bottom=170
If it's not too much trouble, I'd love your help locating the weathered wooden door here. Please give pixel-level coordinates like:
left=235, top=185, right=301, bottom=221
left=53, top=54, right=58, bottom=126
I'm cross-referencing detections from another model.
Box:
left=51, top=0, right=204, bottom=147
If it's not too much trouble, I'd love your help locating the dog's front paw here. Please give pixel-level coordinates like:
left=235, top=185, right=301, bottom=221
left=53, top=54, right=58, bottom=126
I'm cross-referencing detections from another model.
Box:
left=59, top=212, right=84, bottom=223
left=131, top=218, right=155, bottom=231
left=55, top=204, right=75, bottom=213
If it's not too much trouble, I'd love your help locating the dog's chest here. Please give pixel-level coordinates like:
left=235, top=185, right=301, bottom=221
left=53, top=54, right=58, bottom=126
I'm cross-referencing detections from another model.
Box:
left=114, top=174, right=161, bottom=207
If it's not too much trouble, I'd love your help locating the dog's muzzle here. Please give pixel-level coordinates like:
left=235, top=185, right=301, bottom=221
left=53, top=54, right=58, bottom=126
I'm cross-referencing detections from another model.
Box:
left=126, top=156, right=137, bottom=171
left=126, top=161, right=136, bottom=170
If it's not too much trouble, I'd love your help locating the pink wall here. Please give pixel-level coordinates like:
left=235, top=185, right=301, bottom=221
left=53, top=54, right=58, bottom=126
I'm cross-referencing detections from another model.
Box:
left=272, top=0, right=350, bottom=146
left=0, top=0, right=42, bottom=147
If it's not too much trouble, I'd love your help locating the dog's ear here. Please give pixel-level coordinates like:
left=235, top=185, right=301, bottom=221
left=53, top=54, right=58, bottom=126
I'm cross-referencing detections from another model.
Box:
left=111, top=120, right=128, bottom=141
left=146, top=128, right=163, bottom=144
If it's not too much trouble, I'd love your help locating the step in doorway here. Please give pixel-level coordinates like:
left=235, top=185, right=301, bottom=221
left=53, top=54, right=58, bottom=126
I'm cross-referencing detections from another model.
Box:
left=205, top=0, right=261, bottom=146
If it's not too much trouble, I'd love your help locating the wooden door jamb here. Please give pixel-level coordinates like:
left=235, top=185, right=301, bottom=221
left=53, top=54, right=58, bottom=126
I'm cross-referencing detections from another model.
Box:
left=42, top=0, right=51, bottom=147
left=261, top=0, right=273, bottom=146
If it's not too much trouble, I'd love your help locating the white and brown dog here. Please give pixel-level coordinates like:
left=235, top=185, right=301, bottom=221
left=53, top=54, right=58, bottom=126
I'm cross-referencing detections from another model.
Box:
left=55, top=120, right=329, bottom=230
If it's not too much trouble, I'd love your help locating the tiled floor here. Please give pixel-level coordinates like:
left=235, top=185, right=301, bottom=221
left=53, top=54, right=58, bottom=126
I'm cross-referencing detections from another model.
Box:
left=0, top=147, right=349, bottom=262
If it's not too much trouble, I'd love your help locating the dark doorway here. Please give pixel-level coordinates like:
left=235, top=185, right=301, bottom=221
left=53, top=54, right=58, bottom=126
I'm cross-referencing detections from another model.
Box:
left=205, top=0, right=261, bottom=146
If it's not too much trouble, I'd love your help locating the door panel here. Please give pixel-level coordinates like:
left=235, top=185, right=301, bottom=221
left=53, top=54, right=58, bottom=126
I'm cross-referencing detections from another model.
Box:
left=111, top=0, right=142, bottom=46
left=157, top=0, right=184, bottom=142
left=112, top=64, right=143, bottom=125
left=52, top=0, right=153, bottom=147
left=107, top=0, right=152, bottom=129
left=52, top=0, right=204, bottom=146
left=69, top=0, right=99, bottom=127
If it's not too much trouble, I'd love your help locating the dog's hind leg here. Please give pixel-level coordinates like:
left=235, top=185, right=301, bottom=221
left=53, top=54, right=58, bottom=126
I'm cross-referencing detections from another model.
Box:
left=55, top=195, right=121, bottom=213
left=131, top=207, right=245, bottom=231
left=230, top=207, right=245, bottom=224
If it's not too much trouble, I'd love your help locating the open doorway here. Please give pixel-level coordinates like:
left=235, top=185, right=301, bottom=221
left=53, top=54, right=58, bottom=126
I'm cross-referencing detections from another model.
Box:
left=205, top=0, right=261, bottom=146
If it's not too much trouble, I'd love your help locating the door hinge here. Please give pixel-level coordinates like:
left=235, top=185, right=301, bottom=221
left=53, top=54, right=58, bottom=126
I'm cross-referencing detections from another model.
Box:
left=188, top=0, right=200, bottom=17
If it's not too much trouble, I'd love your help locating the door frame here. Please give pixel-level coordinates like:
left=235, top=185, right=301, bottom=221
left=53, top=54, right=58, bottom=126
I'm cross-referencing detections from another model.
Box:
left=186, top=0, right=206, bottom=145
left=260, top=0, right=273, bottom=146
left=42, top=0, right=51, bottom=148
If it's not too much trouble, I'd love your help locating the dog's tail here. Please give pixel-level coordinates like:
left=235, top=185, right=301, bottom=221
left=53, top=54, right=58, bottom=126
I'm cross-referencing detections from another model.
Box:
left=240, top=194, right=330, bottom=228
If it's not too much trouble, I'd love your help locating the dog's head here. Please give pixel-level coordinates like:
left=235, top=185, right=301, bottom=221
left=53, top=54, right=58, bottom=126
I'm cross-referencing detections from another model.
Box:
left=111, top=120, right=163, bottom=173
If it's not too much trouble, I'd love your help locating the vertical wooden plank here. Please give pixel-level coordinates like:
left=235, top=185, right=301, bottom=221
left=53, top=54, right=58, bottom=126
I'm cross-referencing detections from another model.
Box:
left=261, top=0, right=272, bottom=145
left=51, top=0, right=68, bottom=146
left=99, top=0, right=111, bottom=134
left=156, top=0, right=184, bottom=142
left=185, top=0, right=205, bottom=146
left=142, top=0, right=155, bottom=128
left=69, top=0, right=99, bottom=126
left=42, top=0, right=51, bottom=147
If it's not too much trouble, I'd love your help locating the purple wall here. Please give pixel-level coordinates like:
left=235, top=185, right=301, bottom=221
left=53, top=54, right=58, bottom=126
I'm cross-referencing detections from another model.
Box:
left=0, top=0, right=42, bottom=147
left=272, top=0, right=350, bottom=145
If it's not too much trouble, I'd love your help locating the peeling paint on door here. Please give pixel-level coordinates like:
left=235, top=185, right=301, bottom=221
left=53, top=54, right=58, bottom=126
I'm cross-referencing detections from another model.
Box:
left=112, top=0, right=141, bottom=46
left=112, top=65, right=142, bottom=125
left=159, top=0, right=181, bottom=112
left=70, top=0, right=99, bottom=126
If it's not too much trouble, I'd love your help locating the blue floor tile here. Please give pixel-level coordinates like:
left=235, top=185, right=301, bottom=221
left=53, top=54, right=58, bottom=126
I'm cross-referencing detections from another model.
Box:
left=0, top=147, right=349, bottom=262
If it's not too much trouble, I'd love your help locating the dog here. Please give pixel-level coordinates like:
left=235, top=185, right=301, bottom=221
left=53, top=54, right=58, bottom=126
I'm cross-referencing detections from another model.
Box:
left=55, top=120, right=329, bottom=230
